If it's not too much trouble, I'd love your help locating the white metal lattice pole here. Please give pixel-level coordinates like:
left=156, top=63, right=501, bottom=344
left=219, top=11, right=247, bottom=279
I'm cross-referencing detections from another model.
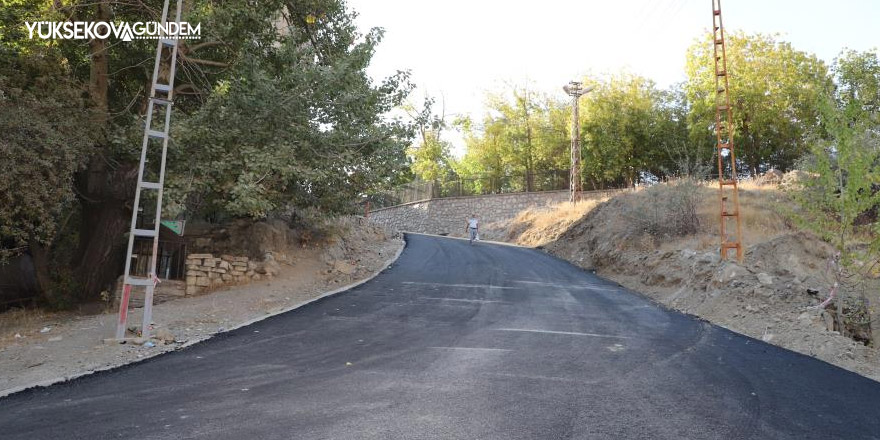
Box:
left=116, top=0, right=184, bottom=340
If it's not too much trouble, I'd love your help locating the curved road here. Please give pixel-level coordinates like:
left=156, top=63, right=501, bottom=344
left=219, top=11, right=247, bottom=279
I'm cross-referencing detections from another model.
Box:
left=2, top=234, right=879, bottom=439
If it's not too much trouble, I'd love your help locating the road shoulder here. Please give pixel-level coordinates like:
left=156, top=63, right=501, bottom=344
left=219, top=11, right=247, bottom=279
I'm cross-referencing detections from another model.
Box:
left=0, top=227, right=405, bottom=398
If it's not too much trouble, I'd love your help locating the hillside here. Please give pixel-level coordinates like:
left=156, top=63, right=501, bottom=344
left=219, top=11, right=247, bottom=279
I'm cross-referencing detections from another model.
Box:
left=492, top=180, right=880, bottom=381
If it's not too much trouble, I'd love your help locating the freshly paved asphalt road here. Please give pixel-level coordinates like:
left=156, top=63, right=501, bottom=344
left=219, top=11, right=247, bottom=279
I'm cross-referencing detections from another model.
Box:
left=2, top=233, right=880, bottom=439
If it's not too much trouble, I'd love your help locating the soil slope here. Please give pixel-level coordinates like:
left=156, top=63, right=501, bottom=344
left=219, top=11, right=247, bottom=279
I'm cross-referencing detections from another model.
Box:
left=497, top=182, right=880, bottom=381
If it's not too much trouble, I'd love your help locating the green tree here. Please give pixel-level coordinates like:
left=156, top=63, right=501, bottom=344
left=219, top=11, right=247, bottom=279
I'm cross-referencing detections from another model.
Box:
left=0, top=37, right=98, bottom=304
left=456, top=84, right=569, bottom=192
left=653, top=84, right=701, bottom=177
left=406, top=96, right=454, bottom=183
left=834, top=49, right=880, bottom=119
left=794, top=49, right=880, bottom=340
left=0, top=0, right=412, bottom=303
left=580, top=73, right=680, bottom=187
left=685, top=32, right=830, bottom=175
left=174, top=3, right=413, bottom=218
left=455, top=115, right=508, bottom=194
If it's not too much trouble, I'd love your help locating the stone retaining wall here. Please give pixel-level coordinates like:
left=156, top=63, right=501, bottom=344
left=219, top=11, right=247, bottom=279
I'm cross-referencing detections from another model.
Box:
left=368, top=189, right=620, bottom=236
left=185, top=253, right=278, bottom=295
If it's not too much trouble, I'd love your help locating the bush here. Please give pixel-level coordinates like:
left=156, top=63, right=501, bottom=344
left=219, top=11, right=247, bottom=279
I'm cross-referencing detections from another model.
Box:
left=627, top=179, right=703, bottom=238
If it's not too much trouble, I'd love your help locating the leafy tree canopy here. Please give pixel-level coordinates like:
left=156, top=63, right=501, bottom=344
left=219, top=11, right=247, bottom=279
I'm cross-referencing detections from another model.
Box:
left=685, top=32, right=830, bottom=175
left=172, top=2, right=414, bottom=218
left=0, top=0, right=414, bottom=301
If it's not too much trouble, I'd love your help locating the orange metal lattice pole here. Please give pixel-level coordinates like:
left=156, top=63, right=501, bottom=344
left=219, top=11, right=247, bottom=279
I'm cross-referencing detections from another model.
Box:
left=712, top=0, right=744, bottom=262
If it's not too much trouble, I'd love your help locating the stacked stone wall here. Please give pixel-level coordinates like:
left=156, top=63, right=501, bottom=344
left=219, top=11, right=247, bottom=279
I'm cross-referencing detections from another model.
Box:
left=185, top=253, right=277, bottom=295
left=368, top=189, right=621, bottom=236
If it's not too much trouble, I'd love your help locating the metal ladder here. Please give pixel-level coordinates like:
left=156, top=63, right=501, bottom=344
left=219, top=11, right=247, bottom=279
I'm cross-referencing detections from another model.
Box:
left=712, top=0, right=744, bottom=262
left=116, top=0, right=183, bottom=340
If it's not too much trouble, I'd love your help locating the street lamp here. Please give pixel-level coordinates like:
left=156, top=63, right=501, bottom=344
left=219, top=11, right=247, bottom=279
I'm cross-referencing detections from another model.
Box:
left=563, top=81, right=595, bottom=202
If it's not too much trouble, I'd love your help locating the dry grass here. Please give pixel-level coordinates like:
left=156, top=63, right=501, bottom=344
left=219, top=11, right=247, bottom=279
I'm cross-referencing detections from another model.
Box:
left=694, top=181, right=791, bottom=248
left=627, top=180, right=704, bottom=238
left=504, top=180, right=794, bottom=254
left=736, top=179, right=781, bottom=192
left=0, top=307, right=53, bottom=343
left=507, top=198, right=608, bottom=247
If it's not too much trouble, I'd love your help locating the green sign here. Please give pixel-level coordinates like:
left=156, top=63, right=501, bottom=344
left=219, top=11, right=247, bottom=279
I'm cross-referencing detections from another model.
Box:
left=161, top=220, right=185, bottom=236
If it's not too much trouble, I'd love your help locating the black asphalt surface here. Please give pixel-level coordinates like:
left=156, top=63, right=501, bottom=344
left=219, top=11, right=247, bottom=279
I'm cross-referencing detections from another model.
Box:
left=2, top=233, right=879, bottom=439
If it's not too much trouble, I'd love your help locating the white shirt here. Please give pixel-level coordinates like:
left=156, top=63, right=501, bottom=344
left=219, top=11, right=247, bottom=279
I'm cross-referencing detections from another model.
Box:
left=468, top=218, right=479, bottom=229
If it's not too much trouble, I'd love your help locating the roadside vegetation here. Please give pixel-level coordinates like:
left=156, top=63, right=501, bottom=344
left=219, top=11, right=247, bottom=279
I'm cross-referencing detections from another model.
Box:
left=408, top=32, right=852, bottom=192
left=1, top=0, right=415, bottom=308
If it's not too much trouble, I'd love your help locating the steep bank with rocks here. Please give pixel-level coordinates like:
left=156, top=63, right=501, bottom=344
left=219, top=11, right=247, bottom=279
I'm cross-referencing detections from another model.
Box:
left=502, top=183, right=880, bottom=381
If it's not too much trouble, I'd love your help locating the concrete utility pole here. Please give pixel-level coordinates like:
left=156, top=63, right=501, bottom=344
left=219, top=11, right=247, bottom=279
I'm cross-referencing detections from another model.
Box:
left=563, top=81, right=595, bottom=203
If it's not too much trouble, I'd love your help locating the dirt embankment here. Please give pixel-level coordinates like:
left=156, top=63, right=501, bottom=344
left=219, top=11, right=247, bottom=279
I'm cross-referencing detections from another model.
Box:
left=0, top=217, right=403, bottom=397
left=495, top=182, right=880, bottom=382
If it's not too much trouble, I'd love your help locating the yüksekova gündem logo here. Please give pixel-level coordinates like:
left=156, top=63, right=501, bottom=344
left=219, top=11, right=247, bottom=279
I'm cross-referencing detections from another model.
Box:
left=25, top=21, right=201, bottom=41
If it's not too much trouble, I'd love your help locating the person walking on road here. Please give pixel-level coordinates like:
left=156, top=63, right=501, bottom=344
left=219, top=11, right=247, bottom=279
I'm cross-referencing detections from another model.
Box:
left=466, top=214, right=479, bottom=245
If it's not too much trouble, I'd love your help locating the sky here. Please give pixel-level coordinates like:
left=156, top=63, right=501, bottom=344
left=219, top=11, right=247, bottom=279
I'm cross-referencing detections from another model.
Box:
left=346, top=0, right=880, bottom=154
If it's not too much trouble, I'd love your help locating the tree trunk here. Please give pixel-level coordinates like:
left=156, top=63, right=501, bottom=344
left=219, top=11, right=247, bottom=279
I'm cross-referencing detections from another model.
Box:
left=74, top=155, right=138, bottom=300
left=526, top=123, right=533, bottom=192
left=739, top=111, right=756, bottom=177
left=75, top=200, right=131, bottom=301
left=72, top=0, right=133, bottom=301
left=89, top=2, right=110, bottom=127
left=27, top=239, right=55, bottom=304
